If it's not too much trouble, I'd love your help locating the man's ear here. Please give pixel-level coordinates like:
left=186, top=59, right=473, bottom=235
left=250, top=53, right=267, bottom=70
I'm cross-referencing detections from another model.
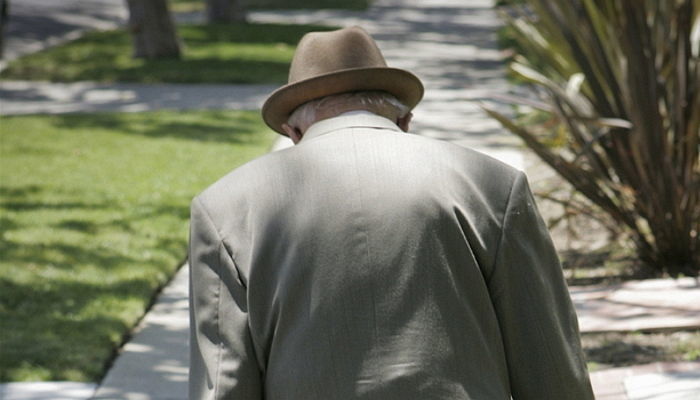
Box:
left=282, top=123, right=304, bottom=144
left=397, top=112, right=412, bottom=132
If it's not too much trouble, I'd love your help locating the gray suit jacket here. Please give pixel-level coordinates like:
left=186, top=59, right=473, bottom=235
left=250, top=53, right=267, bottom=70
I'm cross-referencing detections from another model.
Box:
left=189, top=113, right=593, bottom=399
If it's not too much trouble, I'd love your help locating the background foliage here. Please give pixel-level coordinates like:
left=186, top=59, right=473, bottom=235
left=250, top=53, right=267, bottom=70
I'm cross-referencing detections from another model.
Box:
left=487, top=0, right=700, bottom=276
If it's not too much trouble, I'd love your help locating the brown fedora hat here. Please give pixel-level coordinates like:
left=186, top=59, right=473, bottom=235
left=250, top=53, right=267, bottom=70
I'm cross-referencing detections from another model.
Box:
left=261, top=26, right=424, bottom=135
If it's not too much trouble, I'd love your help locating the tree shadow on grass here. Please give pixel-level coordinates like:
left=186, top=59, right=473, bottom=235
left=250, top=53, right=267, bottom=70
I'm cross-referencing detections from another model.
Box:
left=0, top=184, right=112, bottom=216
left=0, top=185, right=189, bottom=382
left=0, top=199, right=110, bottom=211
left=0, top=186, right=43, bottom=198
left=38, top=111, right=266, bottom=144
left=0, top=278, right=157, bottom=382
left=178, top=22, right=334, bottom=45
left=1, top=201, right=188, bottom=271
left=87, top=58, right=293, bottom=84
left=142, top=117, right=264, bottom=143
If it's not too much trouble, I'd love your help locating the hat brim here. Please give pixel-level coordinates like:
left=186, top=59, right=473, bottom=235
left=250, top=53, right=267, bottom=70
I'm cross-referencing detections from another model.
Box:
left=262, top=67, right=424, bottom=135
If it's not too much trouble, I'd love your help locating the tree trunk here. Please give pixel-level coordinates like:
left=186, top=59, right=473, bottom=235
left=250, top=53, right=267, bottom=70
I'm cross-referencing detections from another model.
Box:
left=206, top=0, right=247, bottom=23
left=0, top=0, right=8, bottom=59
left=125, top=0, right=181, bottom=59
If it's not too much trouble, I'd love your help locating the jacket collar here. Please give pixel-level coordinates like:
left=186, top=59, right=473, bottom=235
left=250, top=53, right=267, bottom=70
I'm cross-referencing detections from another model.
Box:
left=301, top=112, right=402, bottom=142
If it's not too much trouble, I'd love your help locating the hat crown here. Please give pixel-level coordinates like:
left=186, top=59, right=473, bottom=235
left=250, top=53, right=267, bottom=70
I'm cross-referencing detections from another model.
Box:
left=262, top=26, right=424, bottom=135
left=288, top=26, right=388, bottom=84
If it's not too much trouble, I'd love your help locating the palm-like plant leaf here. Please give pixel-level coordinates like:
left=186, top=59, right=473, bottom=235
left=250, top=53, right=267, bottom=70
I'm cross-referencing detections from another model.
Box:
left=487, top=0, right=699, bottom=276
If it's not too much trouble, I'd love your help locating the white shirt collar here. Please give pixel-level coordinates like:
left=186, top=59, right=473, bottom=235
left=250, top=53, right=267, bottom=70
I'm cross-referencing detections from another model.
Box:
left=337, top=110, right=380, bottom=118
left=302, top=112, right=401, bottom=142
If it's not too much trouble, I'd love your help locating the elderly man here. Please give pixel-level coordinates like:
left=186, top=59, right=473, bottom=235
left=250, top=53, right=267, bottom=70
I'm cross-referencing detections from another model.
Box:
left=189, top=26, right=593, bottom=399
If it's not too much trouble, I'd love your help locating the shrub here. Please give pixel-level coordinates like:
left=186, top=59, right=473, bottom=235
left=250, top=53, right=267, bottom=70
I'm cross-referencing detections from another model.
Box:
left=485, top=0, right=699, bottom=276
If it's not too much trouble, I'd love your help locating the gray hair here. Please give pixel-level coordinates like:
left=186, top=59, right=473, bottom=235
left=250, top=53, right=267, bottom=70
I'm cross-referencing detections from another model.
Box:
left=288, top=91, right=410, bottom=130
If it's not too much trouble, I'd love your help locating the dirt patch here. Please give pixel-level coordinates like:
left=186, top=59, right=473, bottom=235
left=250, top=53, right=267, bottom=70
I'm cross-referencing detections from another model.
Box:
left=561, top=246, right=657, bottom=286
left=582, top=331, right=700, bottom=371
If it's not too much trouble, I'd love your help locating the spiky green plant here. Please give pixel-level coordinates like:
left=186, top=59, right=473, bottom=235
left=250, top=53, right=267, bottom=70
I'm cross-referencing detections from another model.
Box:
left=485, top=0, right=699, bottom=276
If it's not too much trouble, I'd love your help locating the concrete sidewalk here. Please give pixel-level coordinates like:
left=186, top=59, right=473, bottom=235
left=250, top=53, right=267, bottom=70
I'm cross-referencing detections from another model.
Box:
left=1, top=0, right=127, bottom=69
left=570, top=278, right=700, bottom=333
left=591, top=362, right=700, bottom=400
left=0, top=81, right=277, bottom=114
left=92, top=267, right=190, bottom=400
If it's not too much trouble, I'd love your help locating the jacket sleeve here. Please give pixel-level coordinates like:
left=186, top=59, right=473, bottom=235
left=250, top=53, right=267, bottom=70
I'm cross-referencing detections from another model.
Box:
left=487, top=172, right=594, bottom=399
left=189, top=196, right=262, bottom=400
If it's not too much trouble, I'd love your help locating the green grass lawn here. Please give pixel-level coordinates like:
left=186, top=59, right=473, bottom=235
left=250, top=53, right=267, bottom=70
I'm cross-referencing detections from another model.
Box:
left=0, top=23, right=333, bottom=83
left=0, top=111, right=275, bottom=382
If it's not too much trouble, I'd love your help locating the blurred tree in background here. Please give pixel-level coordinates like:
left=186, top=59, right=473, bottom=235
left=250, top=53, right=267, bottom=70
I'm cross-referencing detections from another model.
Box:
left=0, top=0, right=8, bottom=58
left=125, top=0, right=181, bottom=59
left=486, top=0, right=699, bottom=277
left=206, top=0, right=246, bottom=23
